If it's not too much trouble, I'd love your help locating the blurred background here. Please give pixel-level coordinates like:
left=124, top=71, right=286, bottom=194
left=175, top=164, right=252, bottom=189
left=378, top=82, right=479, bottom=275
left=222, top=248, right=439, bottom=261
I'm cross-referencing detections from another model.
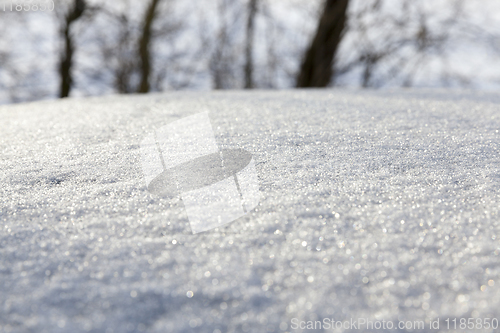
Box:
left=0, top=0, right=499, bottom=105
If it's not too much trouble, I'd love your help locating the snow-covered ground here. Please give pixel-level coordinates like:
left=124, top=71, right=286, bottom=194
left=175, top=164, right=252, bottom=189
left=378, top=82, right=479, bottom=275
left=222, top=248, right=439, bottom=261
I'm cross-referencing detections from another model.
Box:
left=1, top=90, right=500, bottom=332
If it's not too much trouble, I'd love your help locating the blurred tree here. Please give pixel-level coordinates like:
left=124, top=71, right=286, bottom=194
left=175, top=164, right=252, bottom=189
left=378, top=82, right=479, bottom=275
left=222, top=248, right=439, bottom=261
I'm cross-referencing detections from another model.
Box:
left=58, top=0, right=86, bottom=98
left=96, top=0, right=183, bottom=94
left=296, top=0, right=349, bottom=87
left=244, top=0, right=258, bottom=89
left=111, top=11, right=135, bottom=94
left=334, top=0, right=465, bottom=88
left=209, top=0, right=243, bottom=89
left=138, top=0, right=162, bottom=93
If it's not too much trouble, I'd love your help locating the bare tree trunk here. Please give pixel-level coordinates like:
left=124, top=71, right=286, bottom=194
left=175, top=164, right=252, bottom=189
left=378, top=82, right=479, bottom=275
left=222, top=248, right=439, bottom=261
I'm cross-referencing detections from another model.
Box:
left=138, top=0, right=161, bottom=94
left=244, top=0, right=258, bottom=89
left=210, top=0, right=229, bottom=90
left=115, top=14, right=134, bottom=94
left=59, top=0, right=86, bottom=98
left=296, top=0, right=348, bottom=88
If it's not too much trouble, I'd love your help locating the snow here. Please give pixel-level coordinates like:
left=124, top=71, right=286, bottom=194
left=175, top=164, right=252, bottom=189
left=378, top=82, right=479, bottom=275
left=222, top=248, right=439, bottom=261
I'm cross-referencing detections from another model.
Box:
left=1, top=89, right=500, bottom=332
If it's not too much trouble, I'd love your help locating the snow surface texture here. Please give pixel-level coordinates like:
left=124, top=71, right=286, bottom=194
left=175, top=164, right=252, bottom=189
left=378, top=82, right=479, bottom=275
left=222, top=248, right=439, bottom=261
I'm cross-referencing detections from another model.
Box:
left=1, top=89, right=500, bottom=333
